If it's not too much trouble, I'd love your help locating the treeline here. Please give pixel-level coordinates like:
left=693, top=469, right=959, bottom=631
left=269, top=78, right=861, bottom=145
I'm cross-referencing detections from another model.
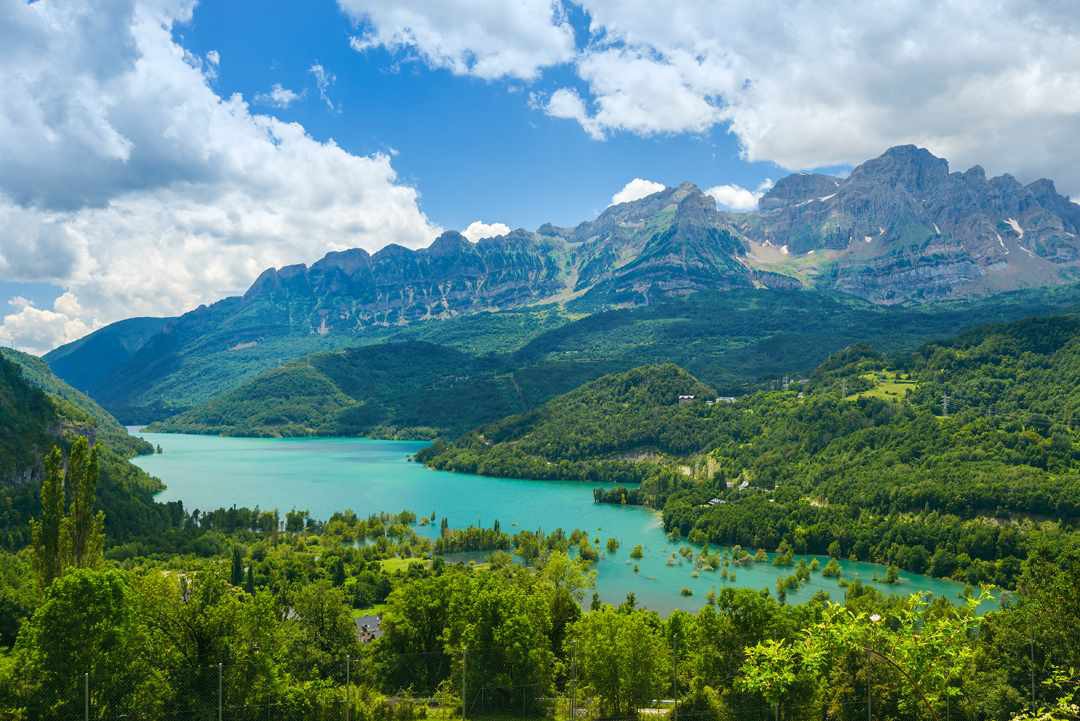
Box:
left=593, top=486, right=647, bottom=505
left=7, top=533, right=1077, bottom=720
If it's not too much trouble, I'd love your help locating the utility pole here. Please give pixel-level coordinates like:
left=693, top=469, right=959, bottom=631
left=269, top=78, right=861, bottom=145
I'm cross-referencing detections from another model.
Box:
left=218, top=662, right=223, bottom=721
left=942, top=391, right=950, bottom=417
left=84, top=672, right=89, bottom=721
left=568, top=643, right=576, bottom=721
left=462, top=646, right=467, bottom=721
left=671, top=634, right=678, bottom=721
left=1030, top=637, right=1036, bottom=711
left=346, top=656, right=351, bottom=721
left=867, top=649, right=872, bottom=721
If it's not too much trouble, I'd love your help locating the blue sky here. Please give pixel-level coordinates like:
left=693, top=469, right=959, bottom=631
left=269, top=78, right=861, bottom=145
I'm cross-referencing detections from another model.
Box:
left=177, top=1, right=780, bottom=233
left=3, top=0, right=1078, bottom=353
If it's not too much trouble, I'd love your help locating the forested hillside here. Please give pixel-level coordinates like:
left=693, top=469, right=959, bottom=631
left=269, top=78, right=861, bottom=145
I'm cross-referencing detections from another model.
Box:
left=420, top=364, right=718, bottom=481
left=149, top=287, right=1080, bottom=438
left=149, top=341, right=528, bottom=438
left=424, top=316, right=1080, bottom=588
left=0, top=350, right=167, bottom=548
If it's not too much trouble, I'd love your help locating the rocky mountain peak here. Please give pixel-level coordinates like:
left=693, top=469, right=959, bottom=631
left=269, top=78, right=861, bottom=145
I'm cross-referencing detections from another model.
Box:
left=848, top=144, right=949, bottom=192
left=310, top=248, right=371, bottom=274
left=428, top=230, right=472, bottom=256
left=758, top=173, right=841, bottom=211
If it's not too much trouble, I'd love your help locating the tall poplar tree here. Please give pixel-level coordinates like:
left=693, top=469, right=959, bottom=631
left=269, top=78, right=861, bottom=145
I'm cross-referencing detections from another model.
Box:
left=30, top=446, right=65, bottom=587
left=65, top=436, right=105, bottom=569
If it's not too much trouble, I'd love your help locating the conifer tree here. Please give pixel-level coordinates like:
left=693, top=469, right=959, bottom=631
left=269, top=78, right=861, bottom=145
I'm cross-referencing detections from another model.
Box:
left=332, top=556, right=346, bottom=587
left=231, top=545, right=244, bottom=586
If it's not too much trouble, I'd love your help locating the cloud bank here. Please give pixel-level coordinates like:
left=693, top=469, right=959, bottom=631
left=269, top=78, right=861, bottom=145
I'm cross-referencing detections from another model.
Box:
left=347, top=0, right=1080, bottom=198
left=0, top=0, right=438, bottom=354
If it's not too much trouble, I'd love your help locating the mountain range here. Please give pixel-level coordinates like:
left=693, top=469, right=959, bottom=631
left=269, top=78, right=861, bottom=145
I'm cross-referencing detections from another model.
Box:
left=41, top=145, right=1080, bottom=424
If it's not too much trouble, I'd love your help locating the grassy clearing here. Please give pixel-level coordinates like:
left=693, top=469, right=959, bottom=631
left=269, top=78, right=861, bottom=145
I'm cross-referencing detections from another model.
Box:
left=351, top=604, right=387, bottom=618
left=379, top=557, right=431, bottom=573
left=847, top=370, right=918, bottom=402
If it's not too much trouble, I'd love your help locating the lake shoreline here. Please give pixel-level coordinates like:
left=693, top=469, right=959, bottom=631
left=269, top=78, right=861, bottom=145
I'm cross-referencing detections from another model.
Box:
left=132, top=431, right=986, bottom=614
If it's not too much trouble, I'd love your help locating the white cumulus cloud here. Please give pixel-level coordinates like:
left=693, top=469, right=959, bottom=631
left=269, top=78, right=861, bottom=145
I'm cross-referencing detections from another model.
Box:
left=461, top=221, right=511, bottom=241
left=537, top=88, right=605, bottom=140
left=0, top=0, right=439, bottom=355
left=610, top=178, right=665, bottom=206
left=0, top=294, right=95, bottom=356
left=330, top=1, right=1080, bottom=194
left=566, top=1, right=1080, bottom=195
left=706, top=179, right=774, bottom=212
left=339, top=0, right=575, bottom=81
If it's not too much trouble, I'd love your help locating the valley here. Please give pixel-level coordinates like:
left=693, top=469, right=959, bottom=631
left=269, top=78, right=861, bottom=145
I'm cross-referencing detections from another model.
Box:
left=7, top=4, right=1080, bottom=716
left=4, top=146, right=1080, bottom=721
left=131, top=431, right=975, bottom=614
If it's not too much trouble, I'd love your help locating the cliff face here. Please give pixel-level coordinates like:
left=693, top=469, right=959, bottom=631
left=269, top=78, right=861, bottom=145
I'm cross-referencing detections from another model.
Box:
left=243, top=230, right=570, bottom=332
left=242, top=181, right=760, bottom=321
left=734, top=145, right=1080, bottom=303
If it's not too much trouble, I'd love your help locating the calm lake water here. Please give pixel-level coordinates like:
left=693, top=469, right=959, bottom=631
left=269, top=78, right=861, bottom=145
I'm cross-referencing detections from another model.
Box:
left=132, top=433, right=978, bottom=614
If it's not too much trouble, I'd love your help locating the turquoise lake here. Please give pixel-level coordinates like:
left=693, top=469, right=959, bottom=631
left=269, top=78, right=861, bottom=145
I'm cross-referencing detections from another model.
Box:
left=132, top=433, right=978, bottom=614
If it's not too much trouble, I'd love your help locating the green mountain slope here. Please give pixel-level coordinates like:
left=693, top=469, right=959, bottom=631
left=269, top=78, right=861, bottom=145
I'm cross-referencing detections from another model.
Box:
left=423, top=315, right=1080, bottom=587
left=0, top=348, right=151, bottom=457
left=150, top=286, right=1080, bottom=439
left=150, top=341, right=529, bottom=438
left=0, top=349, right=163, bottom=548
left=42, top=316, right=170, bottom=398
left=420, top=364, right=717, bottom=482
left=45, top=304, right=569, bottom=424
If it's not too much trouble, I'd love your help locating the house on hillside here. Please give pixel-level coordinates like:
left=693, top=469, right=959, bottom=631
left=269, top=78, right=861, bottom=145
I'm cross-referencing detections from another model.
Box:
left=355, top=615, right=382, bottom=643
left=678, top=394, right=696, bottom=404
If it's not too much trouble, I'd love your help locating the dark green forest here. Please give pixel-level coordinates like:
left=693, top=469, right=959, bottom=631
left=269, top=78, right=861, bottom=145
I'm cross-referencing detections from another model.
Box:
left=148, top=287, right=1080, bottom=437
left=0, top=351, right=172, bottom=549
left=423, top=316, right=1080, bottom=589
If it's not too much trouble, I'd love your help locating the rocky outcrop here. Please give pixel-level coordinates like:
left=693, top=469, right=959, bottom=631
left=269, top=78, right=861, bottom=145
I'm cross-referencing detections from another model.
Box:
left=244, top=230, right=569, bottom=331
left=735, top=145, right=1080, bottom=302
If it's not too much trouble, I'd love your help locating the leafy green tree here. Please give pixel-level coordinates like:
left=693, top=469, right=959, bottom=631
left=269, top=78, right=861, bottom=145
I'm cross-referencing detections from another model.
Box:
left=65, top=437, right=104, bottom=569
left=539, top=551, right=593, bottom=656
left=137, top=567, right=279, bottom=719
left=738, top=638, right=802, bottom=721
left=13, top=568, right=165, bottom=721
left=571, top=606, right=670, bottom=716
left=377, top=574, right=453, bottom=692
left=30, top=447, right=65, bottom=588
left=284, top=581, right=360, bottom=682
left=446, top=570, right=555, bottom=713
